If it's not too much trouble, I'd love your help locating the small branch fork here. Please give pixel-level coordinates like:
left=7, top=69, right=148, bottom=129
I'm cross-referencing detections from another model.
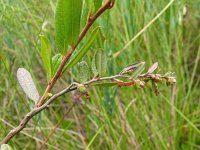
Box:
left=1, top=70, right=176, bottom=144
left=1, top=0, right=177, bottom=146
left=36, top=0, right=115, bottom=107
left=1, top=0, right=115, bottom=145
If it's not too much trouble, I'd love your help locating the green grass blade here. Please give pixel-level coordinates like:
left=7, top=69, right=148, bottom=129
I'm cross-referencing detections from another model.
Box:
left=86, top=125, right=104, bottom=150
left=162, top=94, right=200, bottom=135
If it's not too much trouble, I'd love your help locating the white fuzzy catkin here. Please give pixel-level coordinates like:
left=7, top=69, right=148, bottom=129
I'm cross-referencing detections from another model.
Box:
left=17, top=68, right=40, bottom=102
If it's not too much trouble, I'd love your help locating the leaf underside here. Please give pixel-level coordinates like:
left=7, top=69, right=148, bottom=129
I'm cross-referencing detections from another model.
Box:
left=95, top=49, right=107, bottom=76
left=1, top=144, right=13, bottom=150
left=17, top=68, right=40, bottom=102
left=78, top=61, right=90, bottom=83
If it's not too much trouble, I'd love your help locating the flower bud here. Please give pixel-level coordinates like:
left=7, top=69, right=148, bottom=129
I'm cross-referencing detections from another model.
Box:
left=77, top=84, right=87, bottom=93
left=166, top=77, right=176, bottom=85
left=135, top=80, right=145, bottom=88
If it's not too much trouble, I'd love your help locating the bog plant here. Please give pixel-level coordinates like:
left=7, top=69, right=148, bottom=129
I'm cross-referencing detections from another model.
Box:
left=0, top=0, right=176, bottom=148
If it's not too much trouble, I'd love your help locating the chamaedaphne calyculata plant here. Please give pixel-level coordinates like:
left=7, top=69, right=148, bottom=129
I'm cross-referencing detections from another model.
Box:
left=1, top=0, right=176, bottom=148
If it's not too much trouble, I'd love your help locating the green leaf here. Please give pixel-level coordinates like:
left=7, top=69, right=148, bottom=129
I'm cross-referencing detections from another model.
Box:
left=86, top=0, right=102, bottom=14
left=80, top=2, right=89, bottom=29
left=55, top=0, right=83, bottom=55
left=94, top=0, right=103, bottom=11
left=120, top=62, right=145, bottom=75
left=52, top=53, right=62, bottom=76
left=39, top=35, right=52, bottom=79
left=132, top=62, right=145, bottom=79
left=65, top=27, right=100, bottom=70
left=91, top=54, right=98, bottom=76
left=85, top=0, right=95, bottom=15
left=95, top=49, right=107, bottom=76
left=1, top=144, right=13, bottom=150
left=78, top=61, right=89, bottom=83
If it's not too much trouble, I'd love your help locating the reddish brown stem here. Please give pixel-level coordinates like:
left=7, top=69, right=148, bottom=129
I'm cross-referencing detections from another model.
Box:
left=36, top=0, right=114, bottom=107
left=1, top=0, right=115, bottom=145
left=112, top=78, right=136, bottom=86
left=1, top=62, right=175, bottom=144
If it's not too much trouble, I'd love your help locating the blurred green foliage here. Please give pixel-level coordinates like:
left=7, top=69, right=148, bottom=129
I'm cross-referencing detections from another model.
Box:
left=0, top=0, right=199, bottom=149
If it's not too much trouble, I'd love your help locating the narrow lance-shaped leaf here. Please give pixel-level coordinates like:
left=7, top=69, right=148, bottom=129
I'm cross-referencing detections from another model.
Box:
left=65, top=27, right=100, bottom=70
left=55, top=0, right=83, bottom=55
left=85, top=0, right=95, bottom=15
left=94, top=49, right=107, bottom=76
left=85, top=0, right=102, bottom=15
left=147, top=62, right=158, bottom=74
left=52, top=53, right=62, bottom=76
left=80, top=2, right=89, bottom=29
left=120, top=61, right=145, bottom=75
left=17, top=68, right=40, bottom=102
left=78, top=61, right=90, bottom=83
left=132, top=62, right=145, bottom=79
left=91, top=54, right=98, bottom=76
left=94, top=0, right=103, bottom=11
left=39, top=35, right=52, bottom=79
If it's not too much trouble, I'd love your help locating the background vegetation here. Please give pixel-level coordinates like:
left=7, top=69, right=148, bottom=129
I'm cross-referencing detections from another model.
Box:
left=0, top=0, right=199, bottom=149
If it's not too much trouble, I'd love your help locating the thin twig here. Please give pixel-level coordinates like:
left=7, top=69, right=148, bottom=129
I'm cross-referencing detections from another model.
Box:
left=0, top=119, right=59, bottom=150
left=1, top=71, right=175, bottom=144
left=36, top=0, right=115, bottom=107
left=1, top=74, right=124, bottom=144
left=1, top=85, right=75, bottom=144
left=2, top=0, right=115, bottom=145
